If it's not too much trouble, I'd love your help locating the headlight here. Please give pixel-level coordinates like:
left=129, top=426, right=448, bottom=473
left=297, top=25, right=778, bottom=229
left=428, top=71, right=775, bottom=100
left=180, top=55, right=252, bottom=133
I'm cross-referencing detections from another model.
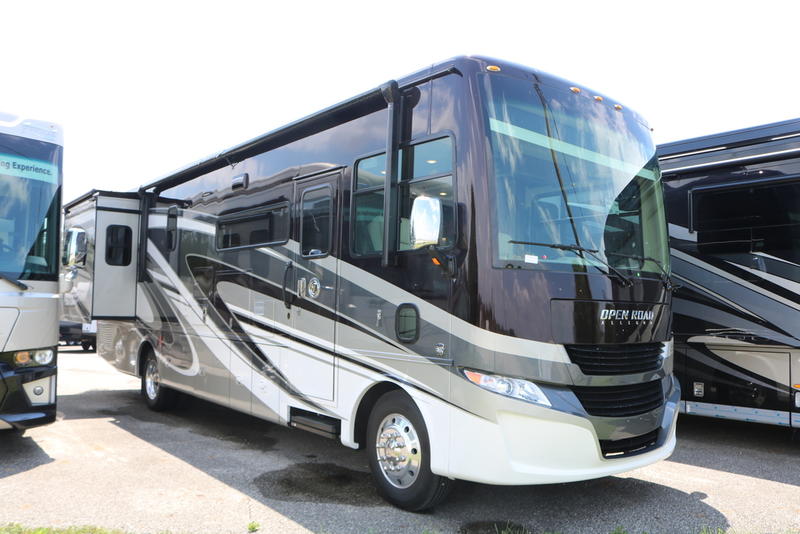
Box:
left=10, top=348, right=55, bottom=367
left=33, top=349, right=55, bottom=365
left=462, top=368, right=551, bottom=407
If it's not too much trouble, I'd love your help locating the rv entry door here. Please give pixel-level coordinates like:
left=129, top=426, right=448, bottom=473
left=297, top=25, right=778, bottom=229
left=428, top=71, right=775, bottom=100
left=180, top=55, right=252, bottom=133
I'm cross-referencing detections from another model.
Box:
left=283, top=173, right=339, bottom=402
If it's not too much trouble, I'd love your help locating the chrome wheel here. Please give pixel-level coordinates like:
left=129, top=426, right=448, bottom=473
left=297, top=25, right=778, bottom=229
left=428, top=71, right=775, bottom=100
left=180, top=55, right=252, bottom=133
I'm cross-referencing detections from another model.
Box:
left=375, top=413, right=422, bottom=489
left=144, top=357, right=159, bottom=400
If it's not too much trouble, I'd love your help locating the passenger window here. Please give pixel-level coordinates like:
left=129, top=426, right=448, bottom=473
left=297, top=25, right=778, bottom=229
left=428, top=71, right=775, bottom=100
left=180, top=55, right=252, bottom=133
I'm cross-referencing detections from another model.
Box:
left=353, top=137, right=454, bottom=255
left=106, top=225, right=132, bottom=266
left=693, top=181, right=800, bottom=277
left=301, top=187, right=332, bottom=257
left=218, top=203, right=289, bottom=250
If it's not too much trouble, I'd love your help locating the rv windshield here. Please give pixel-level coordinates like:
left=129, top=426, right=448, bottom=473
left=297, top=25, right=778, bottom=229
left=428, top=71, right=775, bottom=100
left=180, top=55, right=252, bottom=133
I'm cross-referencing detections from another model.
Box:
left=481, top=74, right=669, bottom=276
left=0, top=135, right=61, bottom=282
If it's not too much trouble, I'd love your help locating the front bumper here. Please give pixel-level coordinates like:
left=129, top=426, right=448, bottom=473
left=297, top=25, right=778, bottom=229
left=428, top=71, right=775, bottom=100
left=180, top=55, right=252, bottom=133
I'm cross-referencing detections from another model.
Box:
left=422, top=378, right=680, bottom=485
left=0, top=365, right=57, bottom=430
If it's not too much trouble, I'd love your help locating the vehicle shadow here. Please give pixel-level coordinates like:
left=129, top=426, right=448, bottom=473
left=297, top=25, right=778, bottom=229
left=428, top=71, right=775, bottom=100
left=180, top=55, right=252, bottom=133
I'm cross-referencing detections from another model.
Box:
left=672, top=414, right=799, bottom=487
left=0, top=430, right=55, bottom=479
left=56, top=387, right=731, bottom=534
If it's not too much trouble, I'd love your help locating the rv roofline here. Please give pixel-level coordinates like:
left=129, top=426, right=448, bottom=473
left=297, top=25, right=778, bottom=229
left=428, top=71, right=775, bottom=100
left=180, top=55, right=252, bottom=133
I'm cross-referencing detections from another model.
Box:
left=63, top=189, right=140, bottom=212
left=139, top=65, right=462, bottom=195
left=658, top=117, right=800, bottom=158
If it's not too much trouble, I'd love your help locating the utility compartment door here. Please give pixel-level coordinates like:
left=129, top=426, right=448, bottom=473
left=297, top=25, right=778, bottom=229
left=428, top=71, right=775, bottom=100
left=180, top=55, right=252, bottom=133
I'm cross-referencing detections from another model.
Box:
left=61, top=192, right=139, bottom=321
left=93, top=196, right=139, bottom=318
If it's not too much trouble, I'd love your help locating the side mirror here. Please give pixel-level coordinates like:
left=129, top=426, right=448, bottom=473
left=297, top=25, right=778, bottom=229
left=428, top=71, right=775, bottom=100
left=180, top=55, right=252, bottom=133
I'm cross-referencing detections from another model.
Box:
left=75, top=232, right=88, bottom=266
left=409, top=196, right=442, bottom=250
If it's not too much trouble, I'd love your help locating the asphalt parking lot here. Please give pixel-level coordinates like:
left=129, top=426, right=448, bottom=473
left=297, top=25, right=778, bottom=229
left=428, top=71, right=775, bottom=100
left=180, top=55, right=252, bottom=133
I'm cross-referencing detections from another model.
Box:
left=1, top=347, right=799, bottom=534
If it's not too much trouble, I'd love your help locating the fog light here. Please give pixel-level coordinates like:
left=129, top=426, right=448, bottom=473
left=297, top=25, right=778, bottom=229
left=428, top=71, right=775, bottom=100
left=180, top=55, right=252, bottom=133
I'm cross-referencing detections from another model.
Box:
left=13, top=351, right=31, bottom=365
left=33, top=349, right=54, bottom=365
left=33, top=386, right=44, bottom=396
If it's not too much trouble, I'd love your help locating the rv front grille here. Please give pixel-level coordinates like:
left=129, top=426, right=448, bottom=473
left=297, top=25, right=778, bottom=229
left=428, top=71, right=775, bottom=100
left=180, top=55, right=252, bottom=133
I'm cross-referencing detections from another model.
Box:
left=566, top=343, right=663, bottom=376
left=572, top=380, right=664, bottom=418
left=599, top=428, right=660, bottom=458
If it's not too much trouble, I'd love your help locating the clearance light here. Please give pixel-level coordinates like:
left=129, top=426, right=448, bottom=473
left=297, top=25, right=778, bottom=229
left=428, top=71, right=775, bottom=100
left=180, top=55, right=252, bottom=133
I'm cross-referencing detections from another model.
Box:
left=462, top=368, right=551, bottom=407
left=431, top=257, right=442, bottom=266
left=614, top=104, right=623, bottom=111
left=486, top=65, right=501, bottom=72
left=570, top=87, right=581, bottom=94
left=14, top=351, right=31, bottom=365
left=594, top=95, right=604, bottom=102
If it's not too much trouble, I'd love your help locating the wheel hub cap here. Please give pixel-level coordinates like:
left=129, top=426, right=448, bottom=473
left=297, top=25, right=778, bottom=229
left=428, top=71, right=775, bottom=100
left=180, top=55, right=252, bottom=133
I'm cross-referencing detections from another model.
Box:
left=145, top=359, right=159, bottom=400
left=375, top=413, right=421, bottom=489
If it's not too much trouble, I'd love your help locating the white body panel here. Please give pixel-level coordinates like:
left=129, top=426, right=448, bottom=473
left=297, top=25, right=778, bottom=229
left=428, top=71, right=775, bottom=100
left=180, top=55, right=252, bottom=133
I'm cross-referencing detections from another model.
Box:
left=0, top=281, right=59, bottom=351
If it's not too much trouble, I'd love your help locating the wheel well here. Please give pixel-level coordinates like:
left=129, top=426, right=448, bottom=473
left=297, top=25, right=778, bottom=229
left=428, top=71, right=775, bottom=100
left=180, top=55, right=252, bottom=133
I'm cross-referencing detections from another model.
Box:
left=353, top=381, right=403, bottom=449
left=136, top=341, right=154, bottom=378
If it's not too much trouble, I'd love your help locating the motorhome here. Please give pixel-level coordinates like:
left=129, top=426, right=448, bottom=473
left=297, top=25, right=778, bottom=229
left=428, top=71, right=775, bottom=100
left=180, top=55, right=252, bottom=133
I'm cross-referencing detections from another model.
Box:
left=659, top=119, right=800, bottom=429
left=63, top=56, right=678, bottom=509
left=0, top=113, right=62, bottom=432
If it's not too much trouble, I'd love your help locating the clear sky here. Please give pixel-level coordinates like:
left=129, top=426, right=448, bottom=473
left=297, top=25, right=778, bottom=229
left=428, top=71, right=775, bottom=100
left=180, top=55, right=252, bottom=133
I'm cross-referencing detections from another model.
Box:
left=3, top=1, right=798, bottom=201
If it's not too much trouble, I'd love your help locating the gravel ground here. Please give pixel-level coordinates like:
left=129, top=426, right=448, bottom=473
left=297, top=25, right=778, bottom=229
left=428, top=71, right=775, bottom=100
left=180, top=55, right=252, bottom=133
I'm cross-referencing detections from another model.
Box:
left=1, top=347, right=798, bottom=534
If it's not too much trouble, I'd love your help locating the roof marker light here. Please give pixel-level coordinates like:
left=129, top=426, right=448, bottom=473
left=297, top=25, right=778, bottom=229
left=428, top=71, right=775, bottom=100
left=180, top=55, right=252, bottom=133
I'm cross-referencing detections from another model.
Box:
left=486, top=65, right=501, bottom=72
left=570, top=87, right=581, bottom=94
left=614, top=104, right=623, bottom=111
left=594, top=95, right=604, bottom=102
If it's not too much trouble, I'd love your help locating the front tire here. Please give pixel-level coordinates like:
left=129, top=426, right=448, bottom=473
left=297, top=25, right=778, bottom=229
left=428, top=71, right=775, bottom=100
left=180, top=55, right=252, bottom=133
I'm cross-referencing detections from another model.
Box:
left=141, top=351, right=178, bottom=411
left=366, top=390, right=453, bottom=511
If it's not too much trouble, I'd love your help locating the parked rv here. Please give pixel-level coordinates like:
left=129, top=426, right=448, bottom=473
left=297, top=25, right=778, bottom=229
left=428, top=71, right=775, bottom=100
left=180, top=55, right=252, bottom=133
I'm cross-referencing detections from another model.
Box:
left=63, top=56, right=679, bottom=509
left=0, top=113, right=62, bottom=432
left=659, top=118, right=800, bottom=429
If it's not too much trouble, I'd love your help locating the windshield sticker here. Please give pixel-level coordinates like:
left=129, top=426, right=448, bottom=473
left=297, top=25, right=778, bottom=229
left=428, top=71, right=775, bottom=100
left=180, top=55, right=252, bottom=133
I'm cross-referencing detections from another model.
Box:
left=488, top=118, right=657, bottom=181
left=0, top=153, right=59, bottom=184
left=524, top=254, right=539, bottom=264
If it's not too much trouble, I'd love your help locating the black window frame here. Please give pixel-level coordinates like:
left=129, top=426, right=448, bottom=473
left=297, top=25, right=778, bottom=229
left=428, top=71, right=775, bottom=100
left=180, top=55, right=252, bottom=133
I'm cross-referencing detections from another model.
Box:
left=215, top=201, right=291, bottom=251
left=350, top=133, right=457, bottom=258
left=299, top=184, right=334, bottom=259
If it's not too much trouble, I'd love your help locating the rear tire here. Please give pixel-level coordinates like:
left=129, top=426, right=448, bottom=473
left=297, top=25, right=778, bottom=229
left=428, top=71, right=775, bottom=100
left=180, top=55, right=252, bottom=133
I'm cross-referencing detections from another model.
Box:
left=81, top=341, right=91, bottom=351
left=141, top=351, right=178, bottom=411
left=366, top=390, right=453, bottom=511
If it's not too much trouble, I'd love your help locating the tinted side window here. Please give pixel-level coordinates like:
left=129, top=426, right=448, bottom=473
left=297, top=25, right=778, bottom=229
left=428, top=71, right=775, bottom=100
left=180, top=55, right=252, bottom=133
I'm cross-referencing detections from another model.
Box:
left=693, top=181, right=800, bottom=278
left=301, top=187, right=332, bottom=257
left=106, top=225, right=132, bottom=266
left=218, top=204, right=289, bottom=250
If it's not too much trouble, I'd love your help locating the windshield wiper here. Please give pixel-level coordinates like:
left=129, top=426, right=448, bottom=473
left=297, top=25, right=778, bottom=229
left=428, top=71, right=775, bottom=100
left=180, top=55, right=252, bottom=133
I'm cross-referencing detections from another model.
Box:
left=604, top=251, right=678, bottom=291
left=0, top=274, right=29, bottom=291
left=509, top=240, right=633, bottom=287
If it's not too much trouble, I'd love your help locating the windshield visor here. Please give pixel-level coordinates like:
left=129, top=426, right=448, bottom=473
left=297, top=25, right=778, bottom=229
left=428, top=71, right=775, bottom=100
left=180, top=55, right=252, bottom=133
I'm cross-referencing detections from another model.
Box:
left=0, top=135, right=61, bottom=281
left=481, top=74, right=669, bottom=275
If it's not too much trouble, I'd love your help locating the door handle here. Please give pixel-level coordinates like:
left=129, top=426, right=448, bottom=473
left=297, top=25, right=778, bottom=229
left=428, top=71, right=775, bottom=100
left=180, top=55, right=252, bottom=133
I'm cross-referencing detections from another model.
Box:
left=282, top=262, right=294, bottom=309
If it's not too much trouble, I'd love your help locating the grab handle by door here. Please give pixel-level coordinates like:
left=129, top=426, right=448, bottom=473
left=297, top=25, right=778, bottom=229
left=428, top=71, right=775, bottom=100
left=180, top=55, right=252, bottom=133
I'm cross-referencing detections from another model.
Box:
left=282, top=262, right=294, bottom=309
